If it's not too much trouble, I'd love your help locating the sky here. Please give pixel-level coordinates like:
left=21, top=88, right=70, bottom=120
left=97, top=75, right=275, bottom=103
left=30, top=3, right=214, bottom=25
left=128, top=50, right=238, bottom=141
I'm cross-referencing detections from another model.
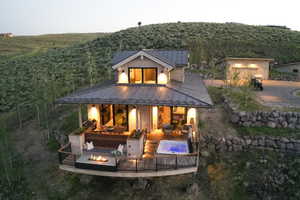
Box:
left=1, top=0, right=300, bottom=35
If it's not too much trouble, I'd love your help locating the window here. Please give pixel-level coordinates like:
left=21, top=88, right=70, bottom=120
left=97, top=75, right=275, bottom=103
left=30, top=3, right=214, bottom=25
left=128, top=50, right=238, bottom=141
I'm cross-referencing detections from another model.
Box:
left=129, top=68, right=142, bottom=83
left=293, top=69, right=299, bottom=73
left=101, top=105, right=112, bottom=126
left=129, top=68, right=157, bottom=84
left=113, top=105, right=128, bottom=130
left=171, top=107, right=187, bottom=129
left=158, top=106, right=171, bottom=129
left=144, top=68, right=157, bottom=84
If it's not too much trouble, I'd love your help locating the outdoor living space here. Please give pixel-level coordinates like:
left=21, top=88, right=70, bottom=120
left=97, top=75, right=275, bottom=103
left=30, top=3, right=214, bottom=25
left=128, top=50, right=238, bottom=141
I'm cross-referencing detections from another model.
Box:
left=57, top=102, right=199, bottom=177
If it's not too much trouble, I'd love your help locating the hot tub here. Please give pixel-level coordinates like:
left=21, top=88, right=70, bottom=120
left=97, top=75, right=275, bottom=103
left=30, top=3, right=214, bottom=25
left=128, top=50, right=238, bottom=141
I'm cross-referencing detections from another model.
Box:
left=156, top=140, right=189, bottom=155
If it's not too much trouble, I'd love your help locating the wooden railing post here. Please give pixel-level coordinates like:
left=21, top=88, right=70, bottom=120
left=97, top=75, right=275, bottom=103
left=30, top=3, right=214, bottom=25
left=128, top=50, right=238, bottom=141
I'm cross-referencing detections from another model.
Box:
left=58, top=152, right=62, bottom=164
left=73, top=155, right=76, bottom=166
left=115, top=156, right=118, bottom=170
left=136, top=158, right=138, bottom=172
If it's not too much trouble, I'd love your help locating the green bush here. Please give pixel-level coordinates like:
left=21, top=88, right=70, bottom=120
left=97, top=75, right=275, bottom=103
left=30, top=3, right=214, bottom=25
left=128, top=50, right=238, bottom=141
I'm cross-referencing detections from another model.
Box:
left=1, top=22, right=300, bottom=114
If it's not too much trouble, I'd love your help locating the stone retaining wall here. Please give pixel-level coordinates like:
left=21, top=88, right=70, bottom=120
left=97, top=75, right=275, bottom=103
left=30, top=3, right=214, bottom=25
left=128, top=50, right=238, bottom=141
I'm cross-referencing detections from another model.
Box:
left=201, top=135, right=300, bottom=154
left=223, top=96, right=300, bottom=129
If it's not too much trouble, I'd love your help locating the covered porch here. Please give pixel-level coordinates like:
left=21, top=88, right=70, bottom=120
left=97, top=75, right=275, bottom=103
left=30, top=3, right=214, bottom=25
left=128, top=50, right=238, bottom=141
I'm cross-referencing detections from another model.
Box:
left=55, top=77, right=212, bottom=176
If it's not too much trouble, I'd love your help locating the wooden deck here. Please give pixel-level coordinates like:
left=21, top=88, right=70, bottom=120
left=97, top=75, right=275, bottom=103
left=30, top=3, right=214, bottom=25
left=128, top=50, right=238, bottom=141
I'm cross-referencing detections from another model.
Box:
left=58, top=129, right=198, bottom=177
left=59, top=164, right=198, bottom=178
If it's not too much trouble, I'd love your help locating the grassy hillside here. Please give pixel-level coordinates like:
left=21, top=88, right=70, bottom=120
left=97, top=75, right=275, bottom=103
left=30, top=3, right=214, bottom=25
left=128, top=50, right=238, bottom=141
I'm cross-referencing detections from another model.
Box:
left=0, top=32, right=108, bottom=59
left=1, top=22, right=300, bottom=113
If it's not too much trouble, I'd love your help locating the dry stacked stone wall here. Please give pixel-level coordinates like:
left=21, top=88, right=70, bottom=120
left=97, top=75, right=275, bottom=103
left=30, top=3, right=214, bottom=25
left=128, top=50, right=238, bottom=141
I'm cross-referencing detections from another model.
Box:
left=201, top=135, right=300, bottom=154
left=223, top=96, right=300, bottom=129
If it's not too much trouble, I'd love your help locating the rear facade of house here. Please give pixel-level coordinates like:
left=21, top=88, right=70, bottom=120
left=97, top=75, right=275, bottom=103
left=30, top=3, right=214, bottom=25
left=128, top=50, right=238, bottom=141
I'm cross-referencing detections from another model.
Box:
left=56, top=49, right=213, bottom=177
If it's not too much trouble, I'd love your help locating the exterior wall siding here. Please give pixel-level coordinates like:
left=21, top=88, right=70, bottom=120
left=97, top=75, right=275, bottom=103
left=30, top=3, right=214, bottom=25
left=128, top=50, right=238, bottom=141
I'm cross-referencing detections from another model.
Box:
left=226, top=60, right=270, bottom=80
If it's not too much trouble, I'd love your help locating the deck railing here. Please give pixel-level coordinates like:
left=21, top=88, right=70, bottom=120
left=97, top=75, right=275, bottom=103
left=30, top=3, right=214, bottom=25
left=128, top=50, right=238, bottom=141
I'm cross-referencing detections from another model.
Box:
left=116, top=153, right=198, bottom=172
left=58, top=143, right=77, bottom=166
left=58, top=144, right=198, bottom=172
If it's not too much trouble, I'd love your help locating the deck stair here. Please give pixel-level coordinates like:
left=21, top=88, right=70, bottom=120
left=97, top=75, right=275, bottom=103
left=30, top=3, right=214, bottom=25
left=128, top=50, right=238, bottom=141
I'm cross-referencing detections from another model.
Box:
left=143, top=140, right=159, bottom=157
left=62, top=154, right=75, bottom=166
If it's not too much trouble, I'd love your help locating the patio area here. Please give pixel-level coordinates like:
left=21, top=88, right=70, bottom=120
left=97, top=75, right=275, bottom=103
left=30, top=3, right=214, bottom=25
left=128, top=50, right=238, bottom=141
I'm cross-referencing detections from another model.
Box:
left=58, top=142, right=198, bottom=177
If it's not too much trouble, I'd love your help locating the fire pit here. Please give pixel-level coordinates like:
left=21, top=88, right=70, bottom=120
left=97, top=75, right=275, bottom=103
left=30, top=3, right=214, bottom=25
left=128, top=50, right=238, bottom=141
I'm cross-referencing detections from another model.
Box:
left=88, top=154, right=108, bottom=162
left=75, top=153, right=117, bottom=171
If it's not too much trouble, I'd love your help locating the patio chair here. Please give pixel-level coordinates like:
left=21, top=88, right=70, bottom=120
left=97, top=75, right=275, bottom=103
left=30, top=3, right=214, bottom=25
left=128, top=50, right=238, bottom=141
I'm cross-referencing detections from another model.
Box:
left=162, top=124, right=173, bottom=136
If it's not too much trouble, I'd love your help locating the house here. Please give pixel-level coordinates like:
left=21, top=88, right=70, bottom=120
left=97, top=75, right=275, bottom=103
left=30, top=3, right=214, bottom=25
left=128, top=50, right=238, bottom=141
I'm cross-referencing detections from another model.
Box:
left=0, top=33, right=13, bottom=38
left=56, top=49, right=213, bottom=177
left=223, top=57, right=274, bottom=81
left=274, top=62, right=300, bottom=80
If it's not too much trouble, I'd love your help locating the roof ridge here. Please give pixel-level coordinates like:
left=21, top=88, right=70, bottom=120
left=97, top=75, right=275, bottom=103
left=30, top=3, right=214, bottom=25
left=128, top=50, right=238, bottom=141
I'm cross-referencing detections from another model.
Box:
left=142, top=50, right=175, bottom=66
left=165, top=85, right=212, bottom=107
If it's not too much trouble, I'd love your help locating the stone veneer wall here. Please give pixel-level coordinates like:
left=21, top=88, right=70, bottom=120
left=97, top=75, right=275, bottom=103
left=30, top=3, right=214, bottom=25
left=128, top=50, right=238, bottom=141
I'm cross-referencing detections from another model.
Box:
left=201, top=135, right=300, bottom=154
left=223, top=96, right=300, bottom=129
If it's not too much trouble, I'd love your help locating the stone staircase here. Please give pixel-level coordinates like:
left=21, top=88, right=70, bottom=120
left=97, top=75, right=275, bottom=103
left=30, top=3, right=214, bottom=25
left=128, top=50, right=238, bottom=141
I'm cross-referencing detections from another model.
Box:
left=143, top=140, right=159, bottom=158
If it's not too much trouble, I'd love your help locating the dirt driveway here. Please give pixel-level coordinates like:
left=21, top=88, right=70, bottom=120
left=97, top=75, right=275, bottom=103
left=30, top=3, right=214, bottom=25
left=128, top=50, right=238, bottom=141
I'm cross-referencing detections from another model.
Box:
left=257, top=80, right=300, bottom=108
left=204, top=80, right=300, bottom=108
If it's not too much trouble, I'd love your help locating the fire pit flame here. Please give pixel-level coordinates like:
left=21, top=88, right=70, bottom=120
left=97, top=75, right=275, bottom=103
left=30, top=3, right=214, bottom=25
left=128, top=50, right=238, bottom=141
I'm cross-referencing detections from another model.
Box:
left=88, top=154, right=108, bottom=162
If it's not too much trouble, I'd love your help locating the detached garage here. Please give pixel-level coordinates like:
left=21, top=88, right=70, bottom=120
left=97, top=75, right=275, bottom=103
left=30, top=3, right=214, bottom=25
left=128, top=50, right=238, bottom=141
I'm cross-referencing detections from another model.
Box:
left=224, top=57, right=274, bottom=81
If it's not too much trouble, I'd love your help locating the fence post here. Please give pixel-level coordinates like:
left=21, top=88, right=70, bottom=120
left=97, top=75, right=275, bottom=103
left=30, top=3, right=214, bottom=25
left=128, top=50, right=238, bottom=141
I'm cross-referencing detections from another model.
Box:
left=135, top=158, right=138, bottom=172
left=73, top=155, right=76, bottom=166
left=115, top=156, right=118, bottom=170
left=156, top=157, right=158, bottom=171
left=175, top=155, right=178, bottom=169
left=58, top=152, right=62, bottom=164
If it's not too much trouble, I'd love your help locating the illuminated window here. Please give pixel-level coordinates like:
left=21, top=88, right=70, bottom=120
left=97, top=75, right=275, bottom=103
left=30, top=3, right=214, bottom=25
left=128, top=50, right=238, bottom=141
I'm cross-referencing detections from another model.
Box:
left=129, top=68, right=157, bottom=84
left=158, top=106, right=171, bottom=128
left=144, top=68, right=157, bottom=84
left=171, top=107, right=187, bottom=129
left=101, top=105, right=112, bottom=126
left=129, top=68, right=142, bottom=83
left=113, top=105, right=128, bottom=130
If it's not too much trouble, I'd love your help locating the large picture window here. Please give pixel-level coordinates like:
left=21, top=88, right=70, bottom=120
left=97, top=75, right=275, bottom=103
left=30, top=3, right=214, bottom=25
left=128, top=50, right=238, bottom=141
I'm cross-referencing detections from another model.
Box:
left=171, top=107, right=187, bottom=129
left=101, top=105, right=112, bottom=126
left=113, top=105, right=129, bottom=130
left=129, top=68, right=142, bottom=83
left=129, top=67, right=157, bottom=84
left=158, top=106, right=171, bottom=129
left=144, top=68, right=157, bottom=84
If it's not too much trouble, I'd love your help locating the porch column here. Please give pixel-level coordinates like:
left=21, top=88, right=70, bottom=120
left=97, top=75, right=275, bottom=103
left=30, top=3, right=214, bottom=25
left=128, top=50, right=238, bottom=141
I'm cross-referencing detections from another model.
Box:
left=78, top=104, right=83, bottom=128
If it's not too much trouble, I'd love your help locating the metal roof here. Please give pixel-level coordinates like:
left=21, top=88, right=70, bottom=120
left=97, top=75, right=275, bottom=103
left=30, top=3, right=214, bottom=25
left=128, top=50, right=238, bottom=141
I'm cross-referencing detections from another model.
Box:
left=111, top=50, right=189, bottom=67
left=56, top=74, right=212, bottom=108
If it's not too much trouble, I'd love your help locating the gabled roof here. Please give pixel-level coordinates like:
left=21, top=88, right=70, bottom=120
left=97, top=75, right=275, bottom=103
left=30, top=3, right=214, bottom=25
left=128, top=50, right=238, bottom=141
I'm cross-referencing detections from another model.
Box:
left=56, top=74, right=212, bottom=108
left=111, top=50, right=188, bottom=69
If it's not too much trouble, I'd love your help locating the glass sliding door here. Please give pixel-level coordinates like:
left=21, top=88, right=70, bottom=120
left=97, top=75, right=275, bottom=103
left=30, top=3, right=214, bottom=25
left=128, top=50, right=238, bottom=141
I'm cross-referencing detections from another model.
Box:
left=113, top=104, right=129, bottom=130
left=158, top=106, right=171, bottom=129
left=101, top=104, right=113, bottom=126
left=171, top=107, right=187, bottom=130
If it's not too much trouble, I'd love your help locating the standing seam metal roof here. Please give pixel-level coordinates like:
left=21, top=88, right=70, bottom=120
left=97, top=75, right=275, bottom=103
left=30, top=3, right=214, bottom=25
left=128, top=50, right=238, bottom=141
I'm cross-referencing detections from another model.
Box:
left=55, top=74, right=213, bottom=108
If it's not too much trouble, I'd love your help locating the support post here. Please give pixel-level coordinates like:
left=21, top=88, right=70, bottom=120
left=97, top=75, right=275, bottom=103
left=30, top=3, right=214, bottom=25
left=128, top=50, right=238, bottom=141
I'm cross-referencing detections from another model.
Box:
left=78, top=104, right=83, bottom=128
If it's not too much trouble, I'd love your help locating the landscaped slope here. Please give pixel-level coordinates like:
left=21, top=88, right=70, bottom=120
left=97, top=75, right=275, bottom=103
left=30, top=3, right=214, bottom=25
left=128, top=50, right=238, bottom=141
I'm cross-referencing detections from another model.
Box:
left=0, top=32, right=108, bottom=59
left=1, top=22, right=300, bottom=112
